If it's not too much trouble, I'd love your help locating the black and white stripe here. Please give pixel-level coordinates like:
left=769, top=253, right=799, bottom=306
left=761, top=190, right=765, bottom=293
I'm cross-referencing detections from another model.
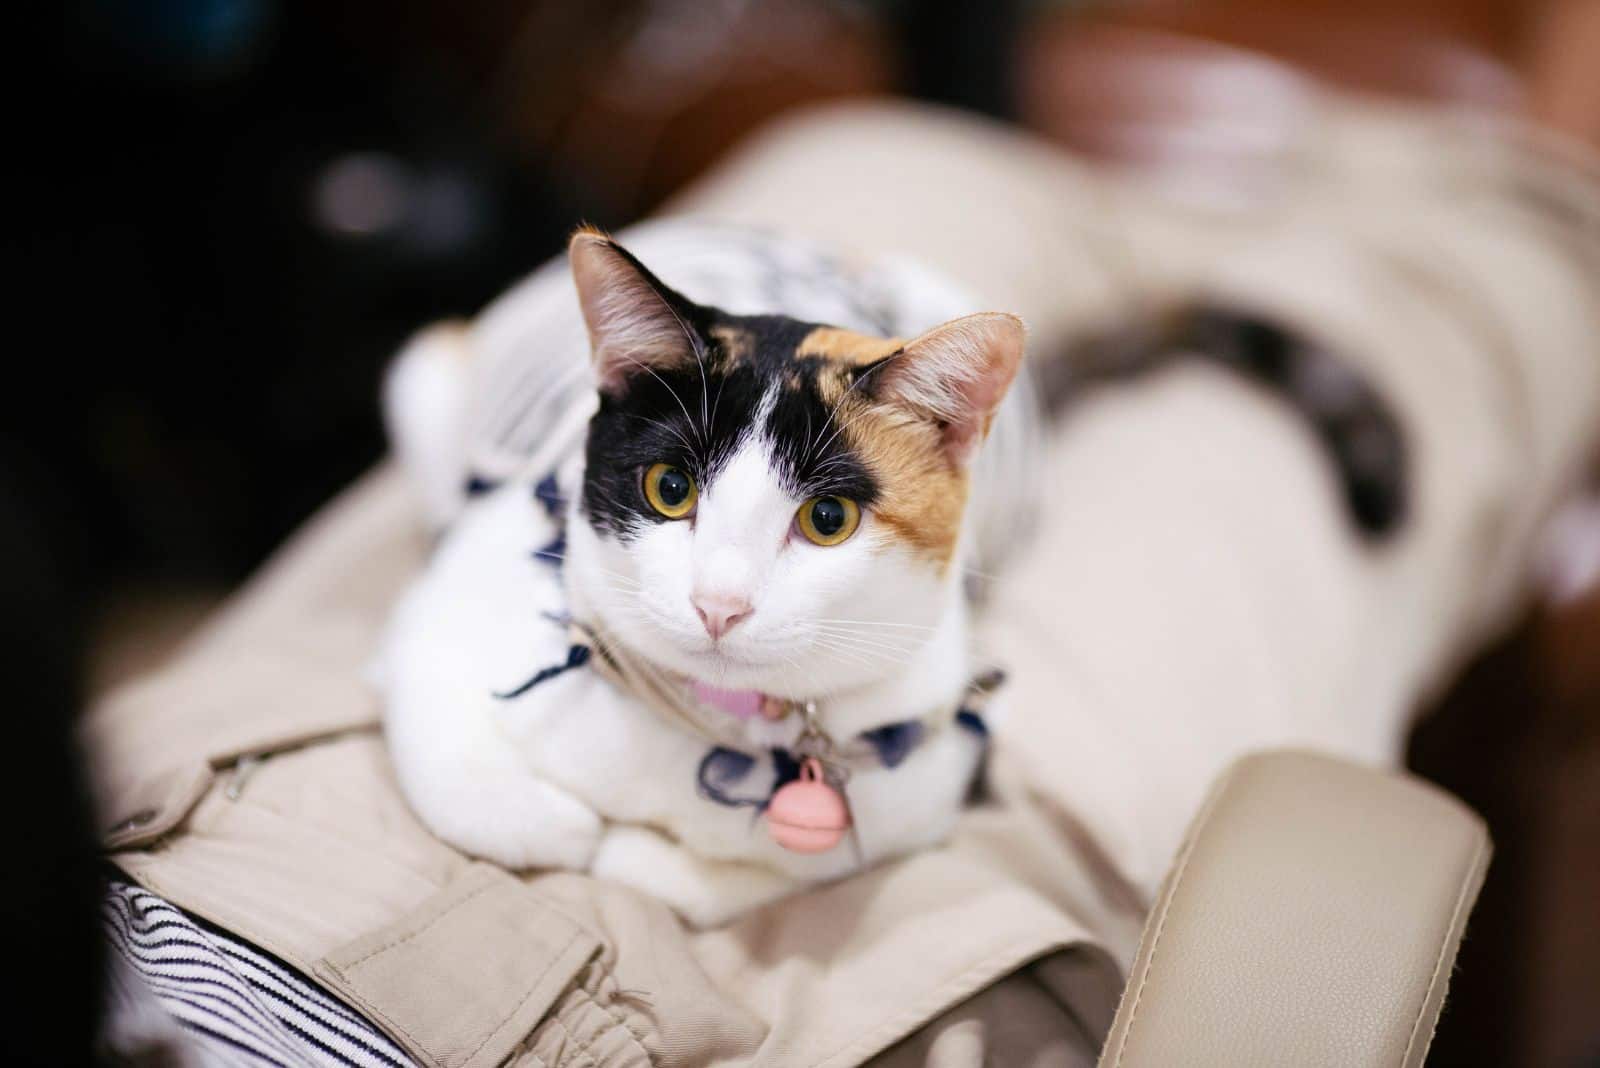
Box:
left=105, top=883, right=415, bottom=1068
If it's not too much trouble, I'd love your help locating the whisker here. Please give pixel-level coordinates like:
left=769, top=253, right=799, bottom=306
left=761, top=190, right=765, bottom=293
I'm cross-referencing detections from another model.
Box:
left=805, top=630, right=915, bottom=660
left=829, top=650, right=919, bottom=670
left=811, top=640, right=920, bottom=664
left=635, top=277, right=711, bottom=447
left=806, top=641, right=878, bottom=671
left=534, top=552, right=642, bottom=589
left=709, top=372, right=727, bottom=439
left=808, top=351, right=911, bottom=463
left=811, top=400, right=886, bottom=465
left=811, top=632, right=920, bottom=659
left=804, top=626, right=923, bottom=652
left=809, top=641, right=923, bottom=664
left=808, top=618, right=941, bottom=632
left=616, top=353, right=702, bottom=447
left=620, top=412, right=695, bottom=453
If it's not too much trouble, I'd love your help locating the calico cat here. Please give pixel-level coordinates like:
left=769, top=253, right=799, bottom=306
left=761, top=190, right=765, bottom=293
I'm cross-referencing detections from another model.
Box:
left=378, top=223, right=1033, bottom=926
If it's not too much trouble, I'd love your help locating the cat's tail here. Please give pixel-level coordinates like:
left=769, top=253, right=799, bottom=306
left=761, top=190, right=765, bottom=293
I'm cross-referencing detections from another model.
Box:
left=382, top=320, right=479, bottom=529
left=1033, top=303, right=1409, bottom=540
left=383, top=250, right=600, bottom=529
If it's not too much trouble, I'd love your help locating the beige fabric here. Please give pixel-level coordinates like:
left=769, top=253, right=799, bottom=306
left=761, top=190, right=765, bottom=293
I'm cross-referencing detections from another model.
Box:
left=676, top=101, right=1600, bottom=899
left=86, top=99, right=1600, bottom=1065
left=315, top=866, right=601, bottom=1068
left=868, top=959, right=1106, bottom=1068
left=1099, top=751, right=1491, bottom=1067
left=94, top=468, right=1133, bottom=1068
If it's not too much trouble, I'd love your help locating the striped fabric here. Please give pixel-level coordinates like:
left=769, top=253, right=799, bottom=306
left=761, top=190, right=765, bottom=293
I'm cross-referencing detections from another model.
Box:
left=104, top=882, right=414, bottom=1068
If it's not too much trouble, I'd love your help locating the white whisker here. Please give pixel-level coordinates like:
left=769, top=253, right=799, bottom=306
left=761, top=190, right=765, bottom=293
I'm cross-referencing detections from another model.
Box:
left=804, top=626, right=923, bottom=653
left=638, top=277, right=711, bottom=446
left=809, top=617, right=941, bottom=632
left=616, top=353, right=702, bottom=447
left=808, top=350, right=909, bottom=463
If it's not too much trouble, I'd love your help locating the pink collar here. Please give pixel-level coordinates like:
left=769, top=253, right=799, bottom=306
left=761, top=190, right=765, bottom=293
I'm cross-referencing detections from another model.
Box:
left=690, top=681, right=790, bottom=722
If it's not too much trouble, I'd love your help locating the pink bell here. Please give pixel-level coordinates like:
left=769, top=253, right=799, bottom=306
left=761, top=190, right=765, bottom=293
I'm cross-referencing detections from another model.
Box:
left=766, top=758, right=851, bottom=853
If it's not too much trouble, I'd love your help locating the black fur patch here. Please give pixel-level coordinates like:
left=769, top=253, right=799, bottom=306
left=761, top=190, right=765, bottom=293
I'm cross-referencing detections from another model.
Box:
left=581, top=301, right=881, bottom=541
left=1039, top=305, right=1409, bottom=539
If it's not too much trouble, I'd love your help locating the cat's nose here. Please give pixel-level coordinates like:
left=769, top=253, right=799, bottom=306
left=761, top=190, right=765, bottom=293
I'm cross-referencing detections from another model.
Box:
left=693, top=593, right=753, bottom=640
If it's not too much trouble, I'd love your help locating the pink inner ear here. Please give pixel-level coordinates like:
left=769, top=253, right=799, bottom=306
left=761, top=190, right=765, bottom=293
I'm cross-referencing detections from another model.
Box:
left=944, top=358, right=1012, bottom=460
left=568, top=233, right=696, bottom=396
left=943, top=412, right=985, bottom=463
left=883, top=313, right=1025, bottom=466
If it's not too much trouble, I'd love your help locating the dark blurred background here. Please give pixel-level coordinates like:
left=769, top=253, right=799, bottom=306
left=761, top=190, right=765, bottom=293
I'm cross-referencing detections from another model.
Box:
left=12, top=2, right=1600, bottom=1065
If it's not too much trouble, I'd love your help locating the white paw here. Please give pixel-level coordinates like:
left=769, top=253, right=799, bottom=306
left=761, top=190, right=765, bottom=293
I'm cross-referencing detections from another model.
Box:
left=409, top=766, right=603, bottom=872
left=591, top=825, right=797, bottom=927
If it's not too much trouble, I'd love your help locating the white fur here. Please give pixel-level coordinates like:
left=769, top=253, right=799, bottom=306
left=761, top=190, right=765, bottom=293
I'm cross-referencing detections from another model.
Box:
left=379, top=223, right=1027, bottom=926
left=382, top=322, right=476, bottom=529
left=382, top=426, right=983, bottom=925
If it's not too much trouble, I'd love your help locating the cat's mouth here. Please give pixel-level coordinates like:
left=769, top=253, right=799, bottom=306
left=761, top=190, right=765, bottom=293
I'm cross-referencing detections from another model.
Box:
left=674, top=651, right=804, bottom=712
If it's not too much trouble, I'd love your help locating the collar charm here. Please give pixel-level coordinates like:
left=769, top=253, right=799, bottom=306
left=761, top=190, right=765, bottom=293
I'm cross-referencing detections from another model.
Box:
left=766, top=757, right=852, bottom=853
left=765, top=700, right=858, bottom=856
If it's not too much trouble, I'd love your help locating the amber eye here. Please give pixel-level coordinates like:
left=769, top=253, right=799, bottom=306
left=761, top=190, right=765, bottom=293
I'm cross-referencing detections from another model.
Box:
left=643, top=463, right=697, bottom=519
left=796, top=495, right=860, bottom=546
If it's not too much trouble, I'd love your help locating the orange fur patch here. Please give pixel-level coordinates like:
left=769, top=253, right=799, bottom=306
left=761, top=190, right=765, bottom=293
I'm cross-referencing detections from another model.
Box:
left=708, top=324, right=753, bottom=369
left=809, top=364, right=968, bottom=571
left=799, top=326, right=905, bottom=366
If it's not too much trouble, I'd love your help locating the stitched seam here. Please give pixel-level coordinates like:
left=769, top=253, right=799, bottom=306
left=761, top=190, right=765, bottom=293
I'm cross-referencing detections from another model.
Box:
left=1112, top=768, right=1235, bottom=1068
left=141, top=864, right=588, bottom=1068
left=334, top=983, right=435, bottom=1064
left=135, top=864, right=450, bottom=1063
left=464, top=931, right=584, bottom=1064
left=334, top=921, right=579, bottom=1066
left=340, top=879, right=500, bottom=970
left=1399, top=832, right=1489, bottom=1066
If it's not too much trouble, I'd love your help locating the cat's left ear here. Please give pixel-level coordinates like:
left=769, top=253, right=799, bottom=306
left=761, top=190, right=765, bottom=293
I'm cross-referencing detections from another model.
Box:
left=569, top=229, right=700, bottom=397
left=869, top=312, right=1025, bottom=466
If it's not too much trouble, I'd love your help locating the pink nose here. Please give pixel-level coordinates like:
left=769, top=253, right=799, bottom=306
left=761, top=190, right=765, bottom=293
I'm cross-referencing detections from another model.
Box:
left=693, top=593, right=753, bottom=640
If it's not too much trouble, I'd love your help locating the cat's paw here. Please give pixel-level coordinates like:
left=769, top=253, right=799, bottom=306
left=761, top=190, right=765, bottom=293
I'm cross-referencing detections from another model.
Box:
left=591, top=824, right=798, bottom=928
left=407, top=766, right=603, bottom=872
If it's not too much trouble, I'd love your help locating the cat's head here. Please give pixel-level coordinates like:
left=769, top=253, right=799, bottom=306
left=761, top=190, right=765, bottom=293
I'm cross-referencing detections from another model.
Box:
left=563, top=228, right=1023, bottom=702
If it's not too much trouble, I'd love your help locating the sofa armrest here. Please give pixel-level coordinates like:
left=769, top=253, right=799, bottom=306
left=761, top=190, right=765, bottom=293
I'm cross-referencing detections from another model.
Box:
left=1099, top=750, right=1491, bottom=1067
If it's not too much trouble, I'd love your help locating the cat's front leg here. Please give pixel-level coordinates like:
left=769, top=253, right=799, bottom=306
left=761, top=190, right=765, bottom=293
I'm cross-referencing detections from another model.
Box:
left=590, top=824, right=803, bottom=928
left=380, top=482, right=604, bottom=871
left=385, top=660, right=603, bottom=871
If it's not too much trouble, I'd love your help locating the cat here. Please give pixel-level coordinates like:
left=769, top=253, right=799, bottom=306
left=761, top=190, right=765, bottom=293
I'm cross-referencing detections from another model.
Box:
left=378, top=221, right=1035, bottom=927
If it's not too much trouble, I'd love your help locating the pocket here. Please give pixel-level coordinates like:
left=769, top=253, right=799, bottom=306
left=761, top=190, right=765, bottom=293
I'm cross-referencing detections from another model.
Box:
left=315, top=865, right=601, bottom=1068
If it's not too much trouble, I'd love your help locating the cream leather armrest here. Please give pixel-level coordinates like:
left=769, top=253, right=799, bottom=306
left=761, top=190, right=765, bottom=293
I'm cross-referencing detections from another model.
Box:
left=1099, top=750, right=1491, bottom=1067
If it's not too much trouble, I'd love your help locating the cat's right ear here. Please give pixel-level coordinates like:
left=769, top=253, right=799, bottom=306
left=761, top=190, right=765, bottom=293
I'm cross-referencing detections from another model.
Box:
left=568, top=229, right=698, bottom=397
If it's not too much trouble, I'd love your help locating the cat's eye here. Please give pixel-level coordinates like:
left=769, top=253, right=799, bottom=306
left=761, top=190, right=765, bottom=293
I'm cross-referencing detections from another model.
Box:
left=796, top=495, right=860, bottom=546
left=643, top=463, right=697, bottom=519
